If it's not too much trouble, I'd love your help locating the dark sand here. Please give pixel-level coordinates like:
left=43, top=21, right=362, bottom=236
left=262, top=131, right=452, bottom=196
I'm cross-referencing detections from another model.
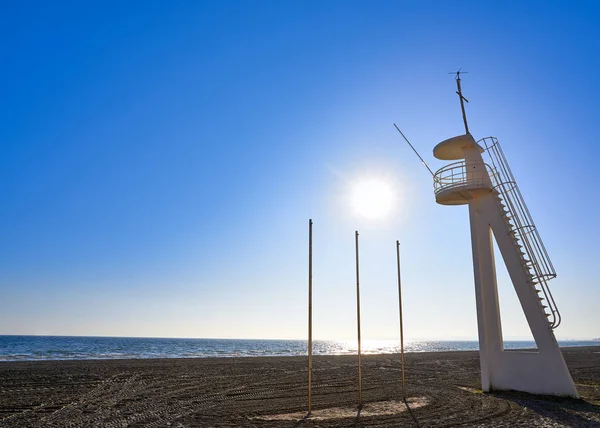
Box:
left=0, top=346, right=599, bottom=427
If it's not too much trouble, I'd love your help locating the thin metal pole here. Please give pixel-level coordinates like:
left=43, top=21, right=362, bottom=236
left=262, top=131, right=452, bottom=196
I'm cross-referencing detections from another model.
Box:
left=393, top=123, right=435, bottom=177
left=396, top=240, right=406, bottom=399
left=308, top=219, right=313, bottom=414
left=355, top=230, right=363, bottom=406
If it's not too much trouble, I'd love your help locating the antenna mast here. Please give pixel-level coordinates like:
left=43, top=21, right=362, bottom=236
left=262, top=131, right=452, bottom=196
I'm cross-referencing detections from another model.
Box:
left=453, top=70, right=470, bottom=134
left=393, top=124, right=435, bottom=177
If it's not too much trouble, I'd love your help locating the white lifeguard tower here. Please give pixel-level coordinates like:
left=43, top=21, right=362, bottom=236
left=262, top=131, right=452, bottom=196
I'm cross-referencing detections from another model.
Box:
left=433, top=73, right=579, bottom=397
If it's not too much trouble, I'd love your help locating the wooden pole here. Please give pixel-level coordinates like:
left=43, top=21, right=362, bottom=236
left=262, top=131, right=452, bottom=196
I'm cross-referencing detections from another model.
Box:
left=308, top=219, right=313, bottom=414
left=355, top=230, right=363, bottom=406
left=396, top=240, right=406, bottom=399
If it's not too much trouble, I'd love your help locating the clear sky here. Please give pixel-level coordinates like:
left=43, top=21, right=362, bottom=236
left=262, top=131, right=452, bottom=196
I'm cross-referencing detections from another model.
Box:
left=1, top=1, right=599, bottom=341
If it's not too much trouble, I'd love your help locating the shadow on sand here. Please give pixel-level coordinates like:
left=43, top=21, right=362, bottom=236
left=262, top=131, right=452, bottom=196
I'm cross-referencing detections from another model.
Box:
left=402, top=397, right=421, bottom=427
left=293, top=412, right=311, bottom=426
left=294, top=400, right=421, bottom=427
left=351, top=400, right=420, bottom=427
left=352, top=404, right=362, bottom=426
left=492, top=390, right=600, bottom=427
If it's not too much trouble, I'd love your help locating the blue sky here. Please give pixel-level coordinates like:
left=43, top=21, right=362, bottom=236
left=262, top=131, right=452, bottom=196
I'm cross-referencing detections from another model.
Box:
left=1, top=1, right=599, bottom=341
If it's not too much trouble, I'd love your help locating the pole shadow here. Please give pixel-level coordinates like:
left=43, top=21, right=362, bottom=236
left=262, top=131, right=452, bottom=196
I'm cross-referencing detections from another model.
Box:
left=403, top=397, right=421, bottom=427
left=292, top=411, right=312, bottom=426
left=352, top=403, right=363, bottom=427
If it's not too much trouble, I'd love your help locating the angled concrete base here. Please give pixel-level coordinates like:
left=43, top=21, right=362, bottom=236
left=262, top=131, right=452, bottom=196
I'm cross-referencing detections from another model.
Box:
left=487, top=350, right=578, bottom=396
left=468, top=191, right=579, bottom=398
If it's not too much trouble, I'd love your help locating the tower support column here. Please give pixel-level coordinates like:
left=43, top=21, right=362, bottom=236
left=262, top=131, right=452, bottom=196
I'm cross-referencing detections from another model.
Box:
left=468, top=197, right=503, bottom=392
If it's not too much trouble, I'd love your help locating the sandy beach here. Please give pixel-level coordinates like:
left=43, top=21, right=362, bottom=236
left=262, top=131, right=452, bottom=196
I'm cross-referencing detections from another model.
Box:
left=0, top=346, right=598, bottom=427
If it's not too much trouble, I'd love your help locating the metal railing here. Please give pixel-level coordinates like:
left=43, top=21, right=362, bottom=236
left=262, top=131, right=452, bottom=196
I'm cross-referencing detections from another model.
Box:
left=478, top=137, right=560, bottom=329
left=433, top=161, right=495, bottom=197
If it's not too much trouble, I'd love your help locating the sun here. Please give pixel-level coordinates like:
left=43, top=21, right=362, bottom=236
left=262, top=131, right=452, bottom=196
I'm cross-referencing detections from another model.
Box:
left=350, top=178, right=394, bottom=219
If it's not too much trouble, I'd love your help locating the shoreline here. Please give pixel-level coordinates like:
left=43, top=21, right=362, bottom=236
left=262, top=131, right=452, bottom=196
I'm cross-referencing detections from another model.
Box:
left=1, top=344, right=598, bottom=364
left=0, top=346, right=598, bottom=427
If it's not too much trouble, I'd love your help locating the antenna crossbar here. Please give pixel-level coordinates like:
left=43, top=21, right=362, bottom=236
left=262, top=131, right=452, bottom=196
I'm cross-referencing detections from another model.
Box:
left=451, top=70, right=470, bottom=134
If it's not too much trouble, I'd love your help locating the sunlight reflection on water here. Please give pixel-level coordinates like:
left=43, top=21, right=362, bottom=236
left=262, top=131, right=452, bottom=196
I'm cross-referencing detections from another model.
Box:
left=312, top=339, right=482, bottom=355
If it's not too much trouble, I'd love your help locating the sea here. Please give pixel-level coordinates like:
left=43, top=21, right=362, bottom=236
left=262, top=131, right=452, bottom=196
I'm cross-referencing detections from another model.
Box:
left=0, top=336, right=597, bottom=362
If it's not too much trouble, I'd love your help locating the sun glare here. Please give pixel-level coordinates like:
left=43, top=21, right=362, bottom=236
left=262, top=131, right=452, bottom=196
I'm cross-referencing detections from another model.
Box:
left=351, top=178, right=394, bottom=219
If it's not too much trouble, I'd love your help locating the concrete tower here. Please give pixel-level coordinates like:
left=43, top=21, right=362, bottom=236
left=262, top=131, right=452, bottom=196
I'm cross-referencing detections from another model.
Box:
left=433, top=74, right=579, bottom=398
